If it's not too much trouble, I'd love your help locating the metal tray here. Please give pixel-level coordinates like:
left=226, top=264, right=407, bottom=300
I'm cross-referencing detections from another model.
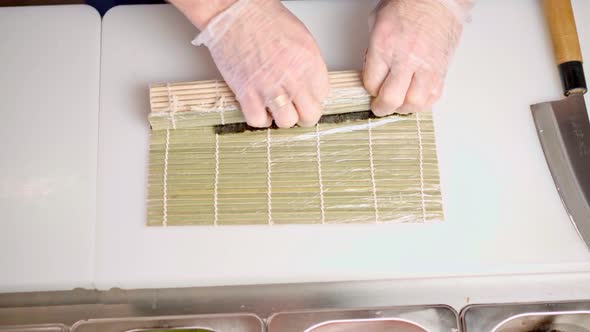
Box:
left=70, top=314, right=263, bottom=332
left=461, top=301, right=590, bottom=332
left=267, top=305, right=458, bottom=332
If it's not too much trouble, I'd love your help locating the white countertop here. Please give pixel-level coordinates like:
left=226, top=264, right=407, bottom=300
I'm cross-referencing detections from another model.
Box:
left=0, top=5, right=100, bottom=291
left=1, top=1, right=590, bottom=310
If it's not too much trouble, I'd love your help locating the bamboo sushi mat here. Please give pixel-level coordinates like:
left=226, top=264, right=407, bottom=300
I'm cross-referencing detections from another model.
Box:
left=147, top=71, right=443, bottom=226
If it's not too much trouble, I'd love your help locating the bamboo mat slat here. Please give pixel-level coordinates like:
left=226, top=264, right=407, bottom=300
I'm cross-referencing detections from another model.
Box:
left=148, top=71, right=371, bottom=130
left=147, top=71, right=443, bottom=226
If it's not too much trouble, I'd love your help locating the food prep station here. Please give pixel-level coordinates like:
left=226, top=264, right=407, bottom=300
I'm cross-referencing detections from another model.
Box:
left=2, top=0, right=590, bottom=331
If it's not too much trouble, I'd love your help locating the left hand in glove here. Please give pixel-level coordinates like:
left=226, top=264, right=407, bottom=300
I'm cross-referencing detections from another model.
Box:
left=363, top=0, right=471, bottom=116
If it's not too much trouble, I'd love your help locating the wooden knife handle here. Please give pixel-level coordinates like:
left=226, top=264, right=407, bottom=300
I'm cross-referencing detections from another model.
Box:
left=543, top=0, right=587, bottom=95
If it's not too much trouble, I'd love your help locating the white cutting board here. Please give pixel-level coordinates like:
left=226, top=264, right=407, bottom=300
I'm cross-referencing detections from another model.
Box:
left=94, top=0, right=590, bottom=290
left=0, top=5, right=100, bottom=291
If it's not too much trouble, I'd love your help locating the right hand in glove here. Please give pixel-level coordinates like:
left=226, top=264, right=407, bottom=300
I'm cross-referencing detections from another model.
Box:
left=173, top=0, right=330, bottom=128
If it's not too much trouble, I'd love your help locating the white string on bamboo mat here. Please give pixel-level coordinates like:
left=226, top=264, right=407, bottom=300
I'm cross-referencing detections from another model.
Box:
left=415, top=112, right=427, bottom=222
left=214, top=80, right=226, bottom=125
left=367, top=118, right=380, bottom=223
left=213, top=80, right=223, bottom=226
left=213, top=133, right=220, bottom=226
left=162, top=128, right=170, bottom=227
left=315, top=124, right=326, bottom=224
left=162, top=83, right=179, bottom=226
left=266, top=128, right=273, bottom=225
left=166, top=83, right=178, bottom=130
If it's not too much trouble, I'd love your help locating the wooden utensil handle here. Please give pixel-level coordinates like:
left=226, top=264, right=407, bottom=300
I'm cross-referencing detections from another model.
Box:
left=543, top=0, right=587, bottom=95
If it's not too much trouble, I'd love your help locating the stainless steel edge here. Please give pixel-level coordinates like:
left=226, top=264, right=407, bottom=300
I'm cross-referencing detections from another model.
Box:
left=0, top=281, right=460, bottom=328
left=0, top=324, right=68, bottom=332
left=69, top=313, right=264, bottom=332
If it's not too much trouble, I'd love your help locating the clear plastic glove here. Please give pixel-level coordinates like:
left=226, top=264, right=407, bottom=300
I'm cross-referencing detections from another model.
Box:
left=363, top=0, right=471, bottom=116
left=193, top=0, right=330, bottom=128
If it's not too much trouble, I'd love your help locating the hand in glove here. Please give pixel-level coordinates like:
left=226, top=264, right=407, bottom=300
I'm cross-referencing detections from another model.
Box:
left=180, top=0, right=330, bottom=128
left=363, top=0, right=471, bottom=116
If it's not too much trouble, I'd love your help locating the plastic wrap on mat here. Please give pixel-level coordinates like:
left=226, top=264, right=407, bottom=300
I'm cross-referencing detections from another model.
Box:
left=146, top=71, right=443, bottom=226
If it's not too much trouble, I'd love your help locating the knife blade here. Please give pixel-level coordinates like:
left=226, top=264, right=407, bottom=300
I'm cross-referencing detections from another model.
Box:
left=531, top=0, right=590, bottom=249
left=531, top=95, right=590, bottom=247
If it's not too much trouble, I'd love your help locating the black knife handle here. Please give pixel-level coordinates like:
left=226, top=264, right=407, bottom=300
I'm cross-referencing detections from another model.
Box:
left=559, top=61, right=587, bottom=96
left=543, top=0, right=587, bottom=96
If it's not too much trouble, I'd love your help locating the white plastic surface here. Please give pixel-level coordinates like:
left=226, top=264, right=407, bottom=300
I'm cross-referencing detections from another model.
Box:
left=0, top=5, right=100, bottom=291
left=94, top=0, right=590, bottom=291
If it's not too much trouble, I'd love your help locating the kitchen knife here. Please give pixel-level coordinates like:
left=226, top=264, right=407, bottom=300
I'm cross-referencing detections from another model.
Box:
left=531, top=0, right=590, bottom=248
